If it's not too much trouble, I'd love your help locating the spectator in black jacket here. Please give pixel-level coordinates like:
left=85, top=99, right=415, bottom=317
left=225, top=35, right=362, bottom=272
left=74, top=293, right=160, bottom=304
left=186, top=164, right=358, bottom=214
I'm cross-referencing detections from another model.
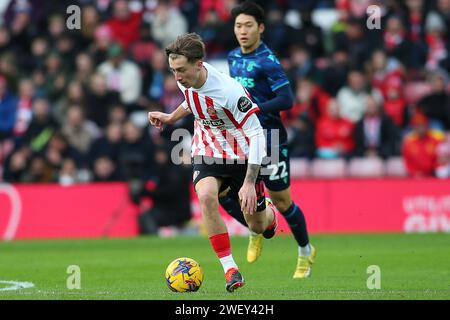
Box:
left=92, top=155, right=122, bottom=182
left=119, top=120, right=155, bottom=181
left=24, top=97, right=59, bottom=152
left=85, top=73, right=120, bottom=128
left=353, top=93, right=399, bottom=159
left=89, top=121, right=123, bottom=164
left=137, top=145, right=192, bottom=234
left=44, top=131, right=83, bottom=172
left=2, top=145, right=31, bottom=182
left=417, top=70, right=450, bottom=130
left=288, top=9, right=324, bottom=59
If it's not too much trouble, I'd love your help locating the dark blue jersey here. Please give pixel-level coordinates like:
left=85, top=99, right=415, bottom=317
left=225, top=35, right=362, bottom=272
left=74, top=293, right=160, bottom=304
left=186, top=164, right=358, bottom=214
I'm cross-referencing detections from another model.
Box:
left=228, top=42, right=291, bottom=146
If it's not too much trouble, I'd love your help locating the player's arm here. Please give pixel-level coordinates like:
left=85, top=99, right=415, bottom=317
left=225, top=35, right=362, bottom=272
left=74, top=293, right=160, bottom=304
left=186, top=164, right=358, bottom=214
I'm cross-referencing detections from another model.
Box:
left=226, top=86, right=266, bottom=214
left=239, top=115, right=266, bottom=215
left=240, top=163, right=260, bottom=215
left=243, top=122, right=266, bottom=185
left=148, top=104, right=191, bottom=130
left=258, top=84, right=294, bottom=113
left=258, top=55, right=294, bottom=112
left=245, top=118, right=266, bottom=173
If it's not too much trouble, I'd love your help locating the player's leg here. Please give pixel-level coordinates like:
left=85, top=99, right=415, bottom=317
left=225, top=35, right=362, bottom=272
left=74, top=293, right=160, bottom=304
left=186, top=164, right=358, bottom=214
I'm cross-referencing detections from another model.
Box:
left=218, top=189, right=249, bottom=228
left=194, top=176, right=244, bottom=292
left=221, top=166, right=277, bottom=263
left=225, top=177, right=277, bottom=263
left=265, top=146, right=316, bottom=278
left=219, top=189, right=275, bottom=235
left=241, top=179, right=277, bottom=236
left=224, top=168, right=277, bottom=235
left=268, top=187, right=311, bottom=254
left=195, top=176, right=227, bottom=235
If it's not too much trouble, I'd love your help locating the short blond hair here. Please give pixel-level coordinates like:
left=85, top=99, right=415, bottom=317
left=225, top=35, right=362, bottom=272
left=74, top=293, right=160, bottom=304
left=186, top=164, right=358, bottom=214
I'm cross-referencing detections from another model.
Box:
left=165, top=33, right=205, bottom=63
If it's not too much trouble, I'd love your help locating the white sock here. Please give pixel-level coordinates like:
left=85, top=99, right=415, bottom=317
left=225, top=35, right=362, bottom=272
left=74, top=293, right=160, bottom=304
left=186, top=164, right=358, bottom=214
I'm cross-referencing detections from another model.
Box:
left=299, top=244, right=311, bottom=257
left=219, top=254, right=238, bottom=273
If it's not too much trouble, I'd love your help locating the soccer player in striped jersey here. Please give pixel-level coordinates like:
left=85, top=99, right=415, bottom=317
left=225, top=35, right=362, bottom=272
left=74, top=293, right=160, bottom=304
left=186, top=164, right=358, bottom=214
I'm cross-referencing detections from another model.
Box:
left=220, top=1, right=317, bottom=278
left=148, top=33, right=277, bottom=292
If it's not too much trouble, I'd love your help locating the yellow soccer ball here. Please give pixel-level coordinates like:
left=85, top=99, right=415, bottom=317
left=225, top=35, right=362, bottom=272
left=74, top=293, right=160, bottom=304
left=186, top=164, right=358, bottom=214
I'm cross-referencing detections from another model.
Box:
left=165, top=257, right=204, bottom=292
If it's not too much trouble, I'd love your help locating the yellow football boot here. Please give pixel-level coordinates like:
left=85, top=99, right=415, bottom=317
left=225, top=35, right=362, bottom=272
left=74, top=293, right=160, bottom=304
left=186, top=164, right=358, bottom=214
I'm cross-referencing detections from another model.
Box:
left=293, top=245, right=317, bottom=279
left=246, top=233, right=263, bottom=263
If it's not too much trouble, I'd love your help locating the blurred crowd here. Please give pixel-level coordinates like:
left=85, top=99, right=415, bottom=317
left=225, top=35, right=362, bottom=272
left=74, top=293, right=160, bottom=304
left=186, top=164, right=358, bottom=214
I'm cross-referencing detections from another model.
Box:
left=0, top=0, right=450, bottom=186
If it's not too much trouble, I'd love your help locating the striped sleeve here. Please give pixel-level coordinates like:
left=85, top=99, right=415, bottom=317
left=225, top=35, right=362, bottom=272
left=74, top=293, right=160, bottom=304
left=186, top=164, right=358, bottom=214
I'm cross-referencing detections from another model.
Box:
left=223, top=84, right=260, bottom=129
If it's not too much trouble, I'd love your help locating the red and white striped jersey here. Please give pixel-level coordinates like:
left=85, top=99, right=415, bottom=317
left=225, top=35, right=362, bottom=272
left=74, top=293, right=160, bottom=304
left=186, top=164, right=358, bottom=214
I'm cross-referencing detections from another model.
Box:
left=178, top=62, right=264, bottom=161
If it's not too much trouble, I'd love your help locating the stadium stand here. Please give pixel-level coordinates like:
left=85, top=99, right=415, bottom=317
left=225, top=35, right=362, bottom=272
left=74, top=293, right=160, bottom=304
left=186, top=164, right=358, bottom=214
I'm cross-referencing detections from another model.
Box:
left=0, top=0, right=449, bottom=184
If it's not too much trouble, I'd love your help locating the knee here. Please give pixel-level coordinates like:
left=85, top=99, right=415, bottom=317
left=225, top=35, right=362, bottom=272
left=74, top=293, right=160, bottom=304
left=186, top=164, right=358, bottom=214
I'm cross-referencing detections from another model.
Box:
left=198, top=191, right=218, bottom=212
left=248, top=221, right=265, bottom=234
left=272, top=198, right=292, bottom=214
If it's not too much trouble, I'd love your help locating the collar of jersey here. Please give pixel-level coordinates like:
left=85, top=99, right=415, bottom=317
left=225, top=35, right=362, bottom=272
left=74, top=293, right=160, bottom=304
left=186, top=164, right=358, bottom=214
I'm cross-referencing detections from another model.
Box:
left=238, top=41, right=269, bottom=57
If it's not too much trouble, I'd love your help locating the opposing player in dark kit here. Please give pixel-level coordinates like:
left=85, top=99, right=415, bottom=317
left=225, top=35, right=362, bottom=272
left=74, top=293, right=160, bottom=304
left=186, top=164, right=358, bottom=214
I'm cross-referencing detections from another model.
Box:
left=221, top=1, right=316, bottom=278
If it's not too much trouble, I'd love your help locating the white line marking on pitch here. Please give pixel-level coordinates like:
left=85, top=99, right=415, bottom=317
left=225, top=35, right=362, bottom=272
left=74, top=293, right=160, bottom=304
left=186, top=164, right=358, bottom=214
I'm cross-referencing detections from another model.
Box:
left=0, top=281, right=34, bottom=291
left=0, top=183, right=23, bottom=241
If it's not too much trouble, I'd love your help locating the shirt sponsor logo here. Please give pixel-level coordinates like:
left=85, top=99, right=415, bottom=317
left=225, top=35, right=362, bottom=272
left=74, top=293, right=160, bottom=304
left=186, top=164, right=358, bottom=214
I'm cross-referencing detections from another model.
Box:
left=199, top=118, right=225, bottom=127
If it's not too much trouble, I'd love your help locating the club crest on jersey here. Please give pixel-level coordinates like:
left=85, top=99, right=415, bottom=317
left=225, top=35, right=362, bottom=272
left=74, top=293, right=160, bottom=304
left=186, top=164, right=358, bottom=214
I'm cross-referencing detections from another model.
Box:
left=207, top=107, right=217, bottom=117
left=237, top=96, right=252, bottom=112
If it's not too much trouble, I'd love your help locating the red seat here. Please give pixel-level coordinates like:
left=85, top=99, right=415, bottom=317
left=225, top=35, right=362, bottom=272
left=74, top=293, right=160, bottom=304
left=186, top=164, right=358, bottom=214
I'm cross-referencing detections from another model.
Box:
left=348, top=157, right=385, bottom=177
left=310, top=158, right=347, bottom=178
left=385, top=157, right=408, bottom=177
left=290, top=158, right=311, bottom=178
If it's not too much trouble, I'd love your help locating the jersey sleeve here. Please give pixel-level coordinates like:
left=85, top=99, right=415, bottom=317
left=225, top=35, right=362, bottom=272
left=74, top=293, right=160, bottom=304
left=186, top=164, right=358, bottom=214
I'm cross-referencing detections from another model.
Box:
left=243, top=113, right=266, bottom=165
left=261, top=54, right=290, bottom=92
left=223, top=79, right=266, bottom=164
left=224, top=83, right=260, bottom=128
left=181, top=100, right=190, bottom=111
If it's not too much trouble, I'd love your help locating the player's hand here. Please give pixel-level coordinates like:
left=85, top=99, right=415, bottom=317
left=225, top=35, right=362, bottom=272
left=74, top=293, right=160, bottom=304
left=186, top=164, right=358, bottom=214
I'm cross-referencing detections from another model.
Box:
left=238, top=182, right=257, bottom=215
left=148, top=112, right=171, bottom=131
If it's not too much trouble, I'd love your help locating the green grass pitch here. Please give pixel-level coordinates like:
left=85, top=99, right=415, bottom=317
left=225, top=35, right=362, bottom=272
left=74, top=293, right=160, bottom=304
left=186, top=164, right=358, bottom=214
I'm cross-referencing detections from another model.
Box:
left=0, top=233, right=449, bottom=300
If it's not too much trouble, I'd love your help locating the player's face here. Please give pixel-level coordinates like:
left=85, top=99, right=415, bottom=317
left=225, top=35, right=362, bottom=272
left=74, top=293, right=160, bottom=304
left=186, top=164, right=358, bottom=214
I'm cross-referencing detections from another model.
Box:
left=234, top=14, right=264, bottom=52
left=168, top=55, right=202, bottom=88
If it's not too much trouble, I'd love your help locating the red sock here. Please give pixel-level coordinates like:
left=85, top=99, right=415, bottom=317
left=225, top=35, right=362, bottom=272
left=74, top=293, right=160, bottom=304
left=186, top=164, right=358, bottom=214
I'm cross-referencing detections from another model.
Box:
left=266, top=206, right=277, bottom=231
left=209, top=233, right=231, bottom=258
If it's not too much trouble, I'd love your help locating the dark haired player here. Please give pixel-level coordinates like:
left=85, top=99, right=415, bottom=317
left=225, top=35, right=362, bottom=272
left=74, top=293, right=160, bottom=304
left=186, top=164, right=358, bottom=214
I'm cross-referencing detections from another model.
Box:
left=219, top=1, right=317, bottom=278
